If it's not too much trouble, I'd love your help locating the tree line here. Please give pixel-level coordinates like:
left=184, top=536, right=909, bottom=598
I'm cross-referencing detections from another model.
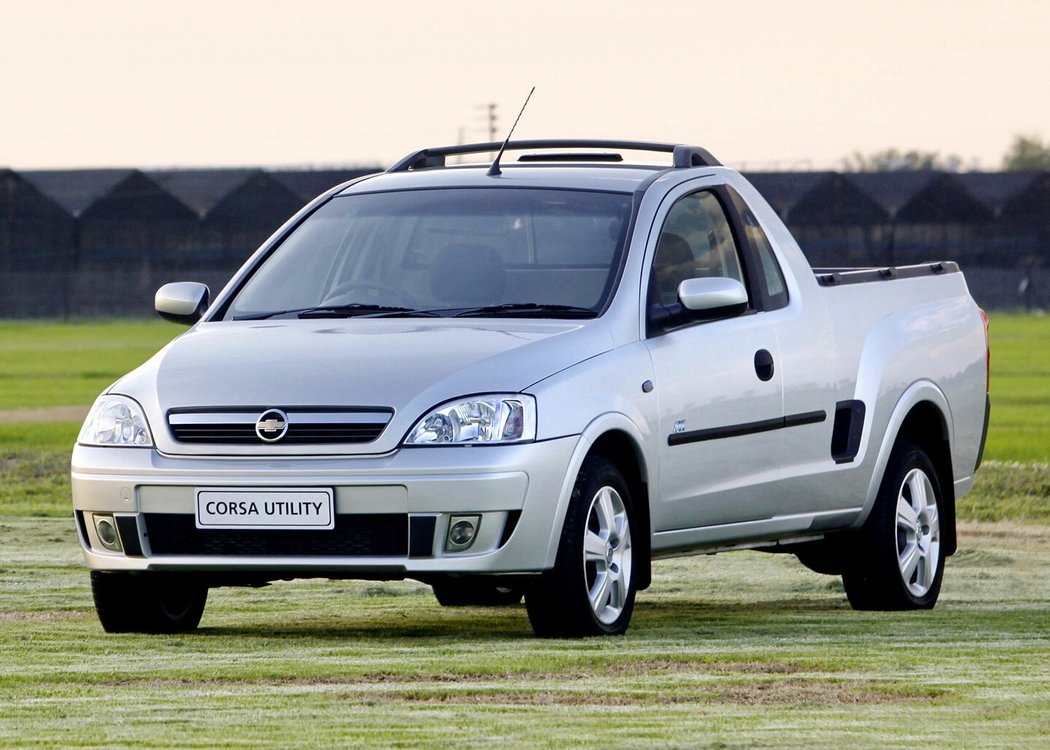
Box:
left=843, top=134, right=1050, bottom=172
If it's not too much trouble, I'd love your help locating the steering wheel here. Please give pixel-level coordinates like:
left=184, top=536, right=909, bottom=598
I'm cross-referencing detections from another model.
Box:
left=321, top=281, right=418, bottom=308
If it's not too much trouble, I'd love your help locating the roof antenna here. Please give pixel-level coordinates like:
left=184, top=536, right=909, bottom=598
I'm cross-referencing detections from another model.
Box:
left=487, top=86, right=535, bottom=177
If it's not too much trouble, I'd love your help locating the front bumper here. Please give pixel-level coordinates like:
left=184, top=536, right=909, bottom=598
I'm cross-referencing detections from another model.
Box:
left=71, top=437, right=578, bottom=580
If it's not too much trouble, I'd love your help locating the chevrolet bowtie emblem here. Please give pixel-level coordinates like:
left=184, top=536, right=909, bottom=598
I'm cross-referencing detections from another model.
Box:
left=255, top=409, right=290, bottom=442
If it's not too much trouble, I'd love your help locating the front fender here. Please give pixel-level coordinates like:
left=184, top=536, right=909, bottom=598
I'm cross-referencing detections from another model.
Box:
left=538, top=412, right=651, bottom=570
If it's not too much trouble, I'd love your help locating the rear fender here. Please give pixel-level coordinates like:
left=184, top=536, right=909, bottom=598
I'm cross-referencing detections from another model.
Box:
left=859, top=381, right=954, bottom=533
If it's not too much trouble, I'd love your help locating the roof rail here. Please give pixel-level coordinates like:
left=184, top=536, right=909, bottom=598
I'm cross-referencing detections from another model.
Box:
left=387, top=139, right=721, bottom=172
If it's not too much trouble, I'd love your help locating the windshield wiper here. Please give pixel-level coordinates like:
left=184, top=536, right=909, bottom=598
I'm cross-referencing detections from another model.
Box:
left=233, top=304, right=415, bottom=321
left=454, top=303, right=597, bottom=319
left=236, top=302, right=596, bottom=321
left=358, top=308, right=445, bottom=318
left=298, top=303, right=418, bottom=319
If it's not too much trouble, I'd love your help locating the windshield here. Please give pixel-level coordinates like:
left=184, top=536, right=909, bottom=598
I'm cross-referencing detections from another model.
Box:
left=224, top=188, right=633, bottom=319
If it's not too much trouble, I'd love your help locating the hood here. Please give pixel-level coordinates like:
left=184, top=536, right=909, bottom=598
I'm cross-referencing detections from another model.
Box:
left=113, top=318, right=613, bottom=455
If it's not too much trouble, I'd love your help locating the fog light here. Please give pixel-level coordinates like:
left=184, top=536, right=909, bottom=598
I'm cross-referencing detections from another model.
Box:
left=446, top=515, right=481, bottom=552
left=93, top=514, right=123, bottom=552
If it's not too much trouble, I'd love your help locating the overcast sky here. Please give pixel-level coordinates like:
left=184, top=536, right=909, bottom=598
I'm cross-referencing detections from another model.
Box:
left=2, top=0, right=1047, bottom=171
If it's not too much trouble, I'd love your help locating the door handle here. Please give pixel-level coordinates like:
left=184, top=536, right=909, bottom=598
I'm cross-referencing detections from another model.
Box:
left=754, top=349, right=775, bottom=381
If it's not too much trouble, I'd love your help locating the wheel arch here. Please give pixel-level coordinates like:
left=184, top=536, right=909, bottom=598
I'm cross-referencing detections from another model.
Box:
left=588, top=430, right=652, bottom=591
left=547, top=414, right=653, bottom=590
left=863, top=383, right=957, bottom=556
left=895, top=401, right=957, bottom=556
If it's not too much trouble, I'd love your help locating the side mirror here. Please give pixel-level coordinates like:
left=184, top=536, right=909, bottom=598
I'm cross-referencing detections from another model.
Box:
left=155, top=282, right=210, bottom=325
left=677, top=277, right=748, bottom=316
left=648, top=277, right=749, bottom=334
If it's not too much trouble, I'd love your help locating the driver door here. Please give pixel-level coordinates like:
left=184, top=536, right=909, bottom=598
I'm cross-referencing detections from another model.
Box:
left=645, top=187, right=785, bottom=535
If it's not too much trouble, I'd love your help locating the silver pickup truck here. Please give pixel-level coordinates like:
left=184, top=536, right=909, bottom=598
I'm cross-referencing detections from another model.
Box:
left=72, top=140, right=990, bottom=637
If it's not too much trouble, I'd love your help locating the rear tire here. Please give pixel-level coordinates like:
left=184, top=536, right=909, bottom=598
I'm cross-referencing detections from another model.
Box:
left=842, top=441, right=945, bottom=610
left=91, top=572, right=208, bottom=633
left=525, top=455, right=637, bottom=637
left=431, top=579, right=524, bottom=606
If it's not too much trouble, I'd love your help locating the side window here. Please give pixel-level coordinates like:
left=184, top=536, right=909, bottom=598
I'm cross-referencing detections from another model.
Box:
left=728, top=188, right=789, bottom=310
left=651, top=190, right=747, bottom=306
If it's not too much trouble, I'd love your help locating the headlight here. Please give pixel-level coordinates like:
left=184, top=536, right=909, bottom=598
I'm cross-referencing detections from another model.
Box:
left=78, top=395, right=153, bottom=447
left=405, top=395, right=536, bottom=445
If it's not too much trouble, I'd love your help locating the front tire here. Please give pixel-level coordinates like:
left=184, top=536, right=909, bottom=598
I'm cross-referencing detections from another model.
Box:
left=91, top=572, right=208, bottom=633
left=525, top=455, right=637, bottom=637
left=842, top=441, right=945, bottom=610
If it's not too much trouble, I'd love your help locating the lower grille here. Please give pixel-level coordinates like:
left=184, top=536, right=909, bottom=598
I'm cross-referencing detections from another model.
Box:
left=143, top=513, right=408, bottom=557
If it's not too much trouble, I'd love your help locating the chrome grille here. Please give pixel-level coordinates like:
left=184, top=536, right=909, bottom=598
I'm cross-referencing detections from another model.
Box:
left=168, top=408, right=393, bottom=445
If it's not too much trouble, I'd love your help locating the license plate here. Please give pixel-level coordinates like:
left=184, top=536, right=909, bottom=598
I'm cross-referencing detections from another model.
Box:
left=195, top=489, right=334, bottom=530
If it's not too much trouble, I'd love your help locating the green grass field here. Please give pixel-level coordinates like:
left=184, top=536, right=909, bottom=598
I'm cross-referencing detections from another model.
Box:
left=984, top=314, right=1050, bottom=462
left=0, top=320, right=184, bottom=411
left=1, top=518, right=1047, bottom=748
left=0, top=315, right=1047, bottom=747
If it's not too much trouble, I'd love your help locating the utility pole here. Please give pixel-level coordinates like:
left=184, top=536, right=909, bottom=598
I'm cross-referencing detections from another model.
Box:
left=460, top=103, right=498, bottom=154
left=486, top=103, right=498, bottom=142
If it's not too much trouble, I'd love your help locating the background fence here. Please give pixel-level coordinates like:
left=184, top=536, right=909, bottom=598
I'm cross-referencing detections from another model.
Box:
left=1, top=167, right=1047, bottom=316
